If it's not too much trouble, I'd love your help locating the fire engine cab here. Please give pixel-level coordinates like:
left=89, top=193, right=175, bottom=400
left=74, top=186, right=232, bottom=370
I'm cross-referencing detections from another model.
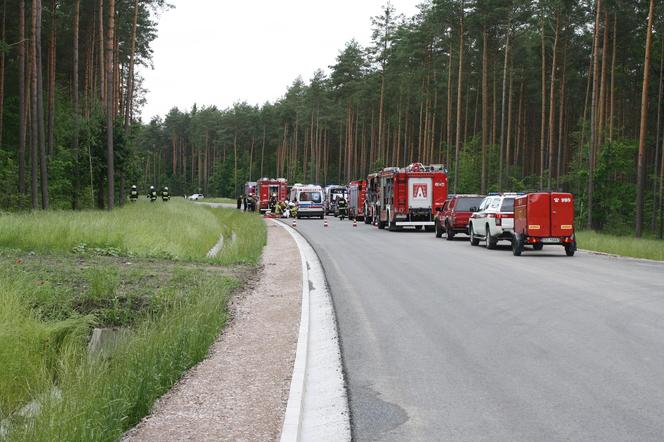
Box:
left=348, top=180, right=367, bottom=221
left=257, top=178, right=288, bottom=213
left=376, top=163, right=448, bottom=231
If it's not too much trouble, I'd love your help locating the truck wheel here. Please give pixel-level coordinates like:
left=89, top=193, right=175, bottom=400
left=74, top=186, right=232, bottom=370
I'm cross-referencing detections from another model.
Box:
left=469, top=225, right=480, bottom=246
left=533, top=242, right=544, bottom=251
left=445, top=223, right=455, bottom=241
left=486, top=226, right=497, bottom=250
left=565, top=241, right=576, bottom=256
left=512, top=235, right=523, bottom=256
left=435, top=222, right=443, bottom=238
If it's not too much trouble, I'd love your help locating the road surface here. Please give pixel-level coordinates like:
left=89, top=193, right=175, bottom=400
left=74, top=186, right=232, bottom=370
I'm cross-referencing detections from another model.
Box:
left=292, top=216, right=664, bottom=441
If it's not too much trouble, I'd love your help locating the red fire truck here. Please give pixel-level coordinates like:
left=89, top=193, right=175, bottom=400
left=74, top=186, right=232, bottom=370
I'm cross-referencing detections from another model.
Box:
left=512, top=192, right=576, bottom=256
left=348, top=180, right=367, bottom=221
left=364, top=173, right=380, bottom=224
left=257, top=178, right=288, bottom=212
left=376, top=163, right=448, bottom=231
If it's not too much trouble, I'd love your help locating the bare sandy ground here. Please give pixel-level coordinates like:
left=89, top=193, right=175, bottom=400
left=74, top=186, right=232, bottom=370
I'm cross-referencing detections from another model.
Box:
left=124, top=221, right=301, bottom=441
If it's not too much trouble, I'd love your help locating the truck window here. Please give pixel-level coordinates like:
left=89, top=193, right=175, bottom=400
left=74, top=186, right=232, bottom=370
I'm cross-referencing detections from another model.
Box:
left=500, top=198, right=515, bottom=212
left=456, top=197, right=485, bottom=211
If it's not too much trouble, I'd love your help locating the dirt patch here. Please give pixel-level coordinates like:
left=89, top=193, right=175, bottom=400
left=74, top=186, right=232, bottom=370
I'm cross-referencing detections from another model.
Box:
left=123, top=221, right=301, bottom=441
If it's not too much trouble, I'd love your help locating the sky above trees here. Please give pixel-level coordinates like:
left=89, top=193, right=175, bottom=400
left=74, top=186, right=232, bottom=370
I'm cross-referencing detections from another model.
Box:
left=139, top=0, right=420, bottom=121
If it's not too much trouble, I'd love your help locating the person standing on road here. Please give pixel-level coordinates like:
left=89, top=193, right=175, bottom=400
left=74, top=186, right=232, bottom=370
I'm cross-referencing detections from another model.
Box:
left=237, top=195, right=242, bottom=209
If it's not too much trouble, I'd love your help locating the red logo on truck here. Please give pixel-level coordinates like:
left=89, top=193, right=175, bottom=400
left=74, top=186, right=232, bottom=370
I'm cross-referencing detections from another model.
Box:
left=413, top=184, right=428, bottom=199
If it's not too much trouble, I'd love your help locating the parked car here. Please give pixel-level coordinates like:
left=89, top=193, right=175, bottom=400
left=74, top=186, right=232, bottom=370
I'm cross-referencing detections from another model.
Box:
left=435, top=194, right=485, bottom=240
left=468, top=193, right=517, bottom=249
left=188, top=193, right=205, bottom=200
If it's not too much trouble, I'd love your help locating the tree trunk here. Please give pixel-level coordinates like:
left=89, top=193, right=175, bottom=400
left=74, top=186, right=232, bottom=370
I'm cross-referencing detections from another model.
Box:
left=556, top=41, right=567, bottom=189
left=635, top=0, right=655, bottom=237
left=446, top=48, right=453, bottom=168
left=653, top=33, right=663, bottom=231
left=597, top=10, right=609, bottom=149
left=30, top=0, right=38, bottom=209
left=481, top=27, right=488, bottom=193
left=453, top=5, right=464, bottom=193
left=539, top=18, right=546, bottom=190
left=499, top=20, right=511, bottom=191
left=36, top=0, right=48, bottom=209
left=46, top=0, right=56, bottom=156
left=588, top=0, right=602, bottom=229
left=18, top=0, right=26, bottom=199
left=608, top=15, right=617, bottom=142
left=0, top=0, right=5, bottom=146
left=124, top=0, right=139, bottom=136
left=547, top=14, right=560, bottom=189
left=98, top=0, right=104, bottom=102
left=73, top=0, right=80, bottom=209
left=106, top=0, right=115, bottom=210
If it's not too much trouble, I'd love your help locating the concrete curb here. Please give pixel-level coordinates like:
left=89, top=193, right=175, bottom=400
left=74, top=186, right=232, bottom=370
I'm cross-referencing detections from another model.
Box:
left=577, top=248, right=664, bottom=264
left=273, top=220, right=351, bottom=442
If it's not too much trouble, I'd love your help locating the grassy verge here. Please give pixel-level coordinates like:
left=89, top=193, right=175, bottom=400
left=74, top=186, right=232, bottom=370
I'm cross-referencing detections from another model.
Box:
left=0, top=199, right=265, bottom=264
left=0, top=202, right=265, bottom=440
left=576, top=231, right=664, bottom=261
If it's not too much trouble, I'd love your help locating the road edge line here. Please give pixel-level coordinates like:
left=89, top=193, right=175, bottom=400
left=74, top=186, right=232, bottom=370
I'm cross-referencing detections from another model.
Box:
left=273, top=220, right=351, bottom=442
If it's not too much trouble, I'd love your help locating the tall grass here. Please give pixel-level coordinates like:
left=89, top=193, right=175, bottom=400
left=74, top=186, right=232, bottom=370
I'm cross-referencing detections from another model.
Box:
left=0, top=200, right=265, bottom=264
left=2, top=269, right=238, bottom=441
left=576, top=231, right=664, bottom=261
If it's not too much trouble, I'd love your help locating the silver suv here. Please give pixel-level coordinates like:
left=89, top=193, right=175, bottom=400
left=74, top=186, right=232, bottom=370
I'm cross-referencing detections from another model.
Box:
left=468, top=194, right=517, bottom=249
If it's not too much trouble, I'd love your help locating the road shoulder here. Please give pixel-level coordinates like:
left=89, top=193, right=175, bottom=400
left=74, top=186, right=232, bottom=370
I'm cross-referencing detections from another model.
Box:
left=124, top=221, right=301, bottom=441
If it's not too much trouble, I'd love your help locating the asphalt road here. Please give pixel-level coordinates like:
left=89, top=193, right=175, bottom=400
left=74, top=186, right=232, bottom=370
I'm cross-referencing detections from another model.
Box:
left=292, top=216, right=664, bottom=441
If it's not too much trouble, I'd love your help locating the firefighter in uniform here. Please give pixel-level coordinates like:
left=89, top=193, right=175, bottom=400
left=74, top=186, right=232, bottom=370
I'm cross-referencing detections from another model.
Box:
left=269, top=193, right=278, bottom=213
left=337, top=195, right=348, bottom=220
left=129, top=185, right=139, bottom=202
left=247, top=193, right=257, bottom=212
left=148, top=186, right=157, bottom=202
left=161, top=187, right=170, bottom=201
left=289, top=202, right=298, bottom=218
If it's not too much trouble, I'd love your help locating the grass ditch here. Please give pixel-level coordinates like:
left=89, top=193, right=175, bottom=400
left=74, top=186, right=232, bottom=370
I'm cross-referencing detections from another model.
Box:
left=0, top=201, right=265, bottom=440
left=576, top=231, right=664, bottom=261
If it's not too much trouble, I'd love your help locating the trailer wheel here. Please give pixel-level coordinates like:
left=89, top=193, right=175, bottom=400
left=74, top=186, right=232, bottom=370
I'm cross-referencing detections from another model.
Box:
left=445, top=223, right=455, bottom=241
left=435, top=221, right=443, bottom=238
left=469, top=225, right=480, bottom=246
left=512, top=235, right=523, bottom=256
left=565, top=241, right=576, bottom=256
left=533, top=242, right=544, bottom=251
left=486, top=226, right=497, bottom=250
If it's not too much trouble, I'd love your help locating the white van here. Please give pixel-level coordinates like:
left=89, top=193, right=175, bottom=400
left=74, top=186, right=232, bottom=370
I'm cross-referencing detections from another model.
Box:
left=290, top=184, right=324, bottom=219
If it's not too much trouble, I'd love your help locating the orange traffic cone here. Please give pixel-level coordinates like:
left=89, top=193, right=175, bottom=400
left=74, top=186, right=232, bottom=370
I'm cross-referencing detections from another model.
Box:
left=292, top=219, right=297, bottom=227
left=353, top=219, right=357, bottom=227
left=324, top=218, right=328, bottom=228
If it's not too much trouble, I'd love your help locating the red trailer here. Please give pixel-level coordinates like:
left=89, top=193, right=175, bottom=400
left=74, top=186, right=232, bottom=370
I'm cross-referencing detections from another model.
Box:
left=257, top=178, right=288, bottom=212
left=377, top=163, right=448, bottom=231
left=348, top=180, right=367, bottom=221
left=512, top=192, right=576, bottom=256
left=364, top=173, right=380, bottom=224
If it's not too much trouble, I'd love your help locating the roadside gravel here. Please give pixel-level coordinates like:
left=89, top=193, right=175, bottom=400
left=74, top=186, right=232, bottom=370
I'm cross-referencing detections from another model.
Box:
left=124, top=221, right=301, bottom=441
